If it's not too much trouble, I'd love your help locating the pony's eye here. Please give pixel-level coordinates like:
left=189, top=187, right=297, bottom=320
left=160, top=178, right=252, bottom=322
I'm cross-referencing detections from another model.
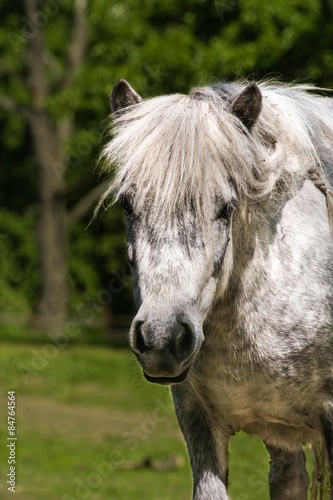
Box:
left=216, top=200, right=236, bottom=221
left=119, top=195, right=134, bottom=217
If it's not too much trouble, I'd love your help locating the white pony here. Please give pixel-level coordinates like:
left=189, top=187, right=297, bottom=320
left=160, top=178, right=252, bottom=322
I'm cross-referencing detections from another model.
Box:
left=101, top=79, right=333, bottom=499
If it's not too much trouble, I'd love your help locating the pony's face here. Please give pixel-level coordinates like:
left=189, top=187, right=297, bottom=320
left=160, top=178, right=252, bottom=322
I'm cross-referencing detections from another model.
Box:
left=120, top=187, right=237, bottom=385
left=109, top=80, right=262, bottom=385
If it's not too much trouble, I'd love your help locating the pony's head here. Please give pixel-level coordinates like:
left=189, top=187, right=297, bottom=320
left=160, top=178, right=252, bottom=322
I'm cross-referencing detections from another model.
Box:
left=104, top=80, right=264, bottom=384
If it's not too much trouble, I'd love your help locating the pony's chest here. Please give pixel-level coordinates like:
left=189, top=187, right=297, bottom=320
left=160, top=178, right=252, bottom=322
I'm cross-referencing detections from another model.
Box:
left=198, top=371, right=322, bottom=446
left=191, top=343, right=325, bottom=432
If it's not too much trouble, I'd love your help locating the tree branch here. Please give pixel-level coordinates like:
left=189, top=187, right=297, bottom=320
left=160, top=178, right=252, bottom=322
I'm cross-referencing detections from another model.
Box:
left=66, top=179, right=110, bottom=229
left=0, top=95, right=32, bottom=120
left=61, top=0, right=88, bottom=90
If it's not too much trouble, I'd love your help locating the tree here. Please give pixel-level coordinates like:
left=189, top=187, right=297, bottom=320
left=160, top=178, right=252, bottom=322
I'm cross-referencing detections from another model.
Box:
left=1, top=0, right=109, bottom=334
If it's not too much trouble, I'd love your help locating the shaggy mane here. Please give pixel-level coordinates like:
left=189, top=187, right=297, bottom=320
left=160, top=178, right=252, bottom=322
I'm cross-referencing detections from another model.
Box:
left=99, top=82, right=333, bottom=221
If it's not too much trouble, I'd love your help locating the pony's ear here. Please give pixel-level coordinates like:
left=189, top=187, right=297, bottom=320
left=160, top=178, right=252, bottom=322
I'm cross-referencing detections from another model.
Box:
left=110, top=79, right=142, bottom=112
left=230, top=83, right=262, bottom=130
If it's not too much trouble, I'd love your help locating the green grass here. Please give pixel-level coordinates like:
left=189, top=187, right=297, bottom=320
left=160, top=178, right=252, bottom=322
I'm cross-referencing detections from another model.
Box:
left=0, top=332, right=301, bottom=499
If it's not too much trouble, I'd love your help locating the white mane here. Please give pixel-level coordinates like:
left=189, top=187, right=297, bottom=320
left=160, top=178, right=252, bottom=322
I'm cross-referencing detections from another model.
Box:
left=100, top=82, right=333, bottom=221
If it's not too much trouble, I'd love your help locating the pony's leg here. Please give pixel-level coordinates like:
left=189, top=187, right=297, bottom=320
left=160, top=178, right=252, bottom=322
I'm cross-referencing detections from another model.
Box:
left=172, top=385, right=229, bottom=500
left=265, top=444, right=309, bottom=500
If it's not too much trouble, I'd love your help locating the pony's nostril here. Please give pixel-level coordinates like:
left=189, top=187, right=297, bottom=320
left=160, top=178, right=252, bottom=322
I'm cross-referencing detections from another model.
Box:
left=170, top=321, right=195, bottom=358
left=133, top=321, right=146, bottom=353
left=180, top=322, right=195, bottom=355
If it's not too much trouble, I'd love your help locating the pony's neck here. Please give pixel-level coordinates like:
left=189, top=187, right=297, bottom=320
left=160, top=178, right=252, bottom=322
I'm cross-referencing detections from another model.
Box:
left=221, top=192, right=287, bottom=304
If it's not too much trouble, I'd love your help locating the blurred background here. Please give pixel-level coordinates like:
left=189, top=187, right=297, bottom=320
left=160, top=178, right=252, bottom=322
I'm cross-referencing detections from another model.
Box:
left=0, top=0, right=332, bottom=498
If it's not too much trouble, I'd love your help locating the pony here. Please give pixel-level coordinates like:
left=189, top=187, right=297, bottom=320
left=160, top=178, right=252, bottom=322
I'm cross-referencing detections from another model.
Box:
left=100, top=78, right=333, bottom=499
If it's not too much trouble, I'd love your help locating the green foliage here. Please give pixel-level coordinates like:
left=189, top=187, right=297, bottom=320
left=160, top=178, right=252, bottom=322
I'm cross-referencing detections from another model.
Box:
left=212, top=0, right=321, bottom=74
left=68, top=223, right=101, bottom=306
left=0, top=210, right=38, bottom=316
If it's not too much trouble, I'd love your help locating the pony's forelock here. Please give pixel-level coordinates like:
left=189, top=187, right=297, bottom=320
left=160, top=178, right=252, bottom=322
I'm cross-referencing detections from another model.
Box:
left=99, top=82, right=333, bottom=222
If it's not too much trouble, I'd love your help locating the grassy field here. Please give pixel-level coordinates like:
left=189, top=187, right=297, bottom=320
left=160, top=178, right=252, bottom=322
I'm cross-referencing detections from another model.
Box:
left=0, top=329, right=292, bottom=499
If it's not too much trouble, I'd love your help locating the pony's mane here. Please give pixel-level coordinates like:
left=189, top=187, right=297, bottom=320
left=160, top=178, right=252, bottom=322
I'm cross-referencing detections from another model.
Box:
left=100, top=82, right=333, bottom=221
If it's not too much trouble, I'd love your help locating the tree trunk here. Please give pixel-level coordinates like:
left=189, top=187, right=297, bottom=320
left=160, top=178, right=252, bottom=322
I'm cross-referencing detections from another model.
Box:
left=17, top=0, right=89, bottom=335
left=36, top=191, right=68, bottom=335
left=30, top=112, right=68, bottom=335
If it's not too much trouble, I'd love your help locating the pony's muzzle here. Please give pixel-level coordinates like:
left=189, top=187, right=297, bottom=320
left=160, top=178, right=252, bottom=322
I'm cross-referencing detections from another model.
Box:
left=130, top=318, right=197, bottom=385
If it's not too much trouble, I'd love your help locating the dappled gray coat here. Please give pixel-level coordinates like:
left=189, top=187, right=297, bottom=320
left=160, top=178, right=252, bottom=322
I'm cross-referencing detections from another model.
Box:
left=101, top=79, right=333, bottom=500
